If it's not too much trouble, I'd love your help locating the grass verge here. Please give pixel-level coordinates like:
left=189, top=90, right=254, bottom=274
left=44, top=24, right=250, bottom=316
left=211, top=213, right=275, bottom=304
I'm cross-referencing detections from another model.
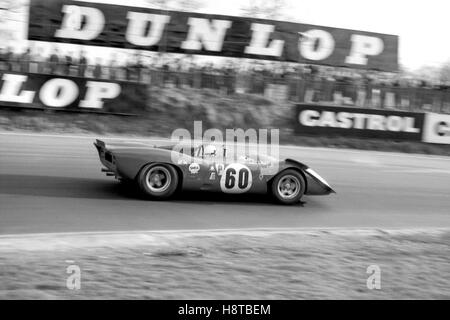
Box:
left=0, top=229, right=449, bottom=299
left=1, top=108, right=449, bottom=156
left=1, top=86, right=449, bottom=156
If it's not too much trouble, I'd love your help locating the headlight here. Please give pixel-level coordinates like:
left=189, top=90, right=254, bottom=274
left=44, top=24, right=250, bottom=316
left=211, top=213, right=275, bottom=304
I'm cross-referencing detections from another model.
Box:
left=305, top=168, right=331, bottom=188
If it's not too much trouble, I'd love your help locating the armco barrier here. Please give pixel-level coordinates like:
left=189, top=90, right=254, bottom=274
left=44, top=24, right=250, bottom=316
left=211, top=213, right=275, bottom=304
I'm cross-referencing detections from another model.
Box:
left=0, top=71, right=147, bottom=114
left=288, top=80, right=450, bottom=114
left=295, top=103, right=425, bottom=141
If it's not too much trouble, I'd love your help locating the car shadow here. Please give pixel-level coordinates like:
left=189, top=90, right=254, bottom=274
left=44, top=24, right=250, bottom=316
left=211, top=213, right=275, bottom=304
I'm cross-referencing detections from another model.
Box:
left=0, top=174, right=307, bottom=207
left=172, top=191, right=306, bottom=207
left=0, top=174, right=134, bottom=200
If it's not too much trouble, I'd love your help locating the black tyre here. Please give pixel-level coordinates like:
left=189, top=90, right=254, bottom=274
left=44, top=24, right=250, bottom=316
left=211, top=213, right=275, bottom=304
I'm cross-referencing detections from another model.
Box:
left=271, top=169, right=306, bottom=205
left=138, top=163, right=179, bottom=199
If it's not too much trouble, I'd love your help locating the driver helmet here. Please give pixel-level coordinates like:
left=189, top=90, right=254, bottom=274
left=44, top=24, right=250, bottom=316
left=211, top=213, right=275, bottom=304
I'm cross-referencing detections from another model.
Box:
left=204, top=144, right=217, bottom=157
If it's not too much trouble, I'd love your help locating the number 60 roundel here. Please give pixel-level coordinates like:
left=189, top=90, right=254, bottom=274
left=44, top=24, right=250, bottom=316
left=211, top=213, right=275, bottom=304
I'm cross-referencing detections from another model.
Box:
left=220, top=163, right=253, bottom=194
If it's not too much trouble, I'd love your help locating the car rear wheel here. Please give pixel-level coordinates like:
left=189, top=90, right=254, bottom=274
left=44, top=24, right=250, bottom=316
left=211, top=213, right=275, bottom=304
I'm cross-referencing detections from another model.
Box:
left=271, top=169, right=306, bottom=205
left=138, top=163, right=179, bottom=199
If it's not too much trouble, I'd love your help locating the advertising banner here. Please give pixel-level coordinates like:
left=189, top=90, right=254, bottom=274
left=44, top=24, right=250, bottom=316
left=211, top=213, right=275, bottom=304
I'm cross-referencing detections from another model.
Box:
left=28, top=0, right=399, bottom=71
left=295, top=104, right=425, bottom=140
left=0, top=71, right=147, bottom=114
left=422, top=113, right=450, bottom=144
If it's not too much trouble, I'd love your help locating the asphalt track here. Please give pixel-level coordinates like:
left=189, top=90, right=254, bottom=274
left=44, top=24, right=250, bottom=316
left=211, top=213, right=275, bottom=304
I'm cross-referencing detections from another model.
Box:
left=1, top=132, right=449, bottom=235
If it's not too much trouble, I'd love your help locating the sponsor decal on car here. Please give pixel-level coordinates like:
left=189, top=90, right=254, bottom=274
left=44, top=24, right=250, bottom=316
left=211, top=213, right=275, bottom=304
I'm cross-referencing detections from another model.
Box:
left=188, top=163, right=200, bottom=174
left=215, top=163, right=225, bottom=176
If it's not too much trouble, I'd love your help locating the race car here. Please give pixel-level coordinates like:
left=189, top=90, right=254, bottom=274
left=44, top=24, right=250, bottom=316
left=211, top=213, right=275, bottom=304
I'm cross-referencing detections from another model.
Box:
left=94, top=139, right=335, bottom=205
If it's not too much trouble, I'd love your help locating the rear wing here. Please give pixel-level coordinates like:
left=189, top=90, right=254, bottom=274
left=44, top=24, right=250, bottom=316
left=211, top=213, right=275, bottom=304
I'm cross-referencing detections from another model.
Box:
left=94, top=139, right=107, bottom=160
left=94, top=139, right=115, bottom=172
left=94, top=139, right=106, bottom=150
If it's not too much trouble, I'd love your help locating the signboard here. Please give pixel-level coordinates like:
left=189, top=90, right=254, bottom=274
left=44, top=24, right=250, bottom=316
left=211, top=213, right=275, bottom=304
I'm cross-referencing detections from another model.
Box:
left=28, top=0, right=399, bottom=71
left=295, top=104, right=425, bottom=141
left=0, top=72, right=147, bottom=113
left=422, top=113, right=450, bottom=144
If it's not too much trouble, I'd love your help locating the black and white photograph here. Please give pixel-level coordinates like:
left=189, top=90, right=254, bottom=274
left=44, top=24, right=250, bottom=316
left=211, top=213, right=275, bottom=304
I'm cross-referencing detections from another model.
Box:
left=0, top=0, right=449, bottom=304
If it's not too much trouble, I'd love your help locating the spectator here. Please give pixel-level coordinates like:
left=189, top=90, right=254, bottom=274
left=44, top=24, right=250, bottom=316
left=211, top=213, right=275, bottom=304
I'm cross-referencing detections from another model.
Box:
left=0, top=47, right=6, bottom=71
left=124, top=56, right=132, bottom=81
left=30, top=46, right=45, bottom=73
left=93, top=57, right=103, bottom=78
left=10, top=49, right=20, bottom=72
left=0, top=47, right=14, bottom=71
left=109, top=53, right=118, bottom=80
left=48, top=47, right=60, bottom=74
left=134, top=51, right=144, bottom=82
left=0, top=44, right=448, bottom=110
left=63, top=51, right=75, bottom=75
left=161, top=60, right=170, bottom=85
left=78, top=50, right=88, bottom=77
left=20, top=48, right=31, bottom=73
left=223, top=61, right=236, bottom=94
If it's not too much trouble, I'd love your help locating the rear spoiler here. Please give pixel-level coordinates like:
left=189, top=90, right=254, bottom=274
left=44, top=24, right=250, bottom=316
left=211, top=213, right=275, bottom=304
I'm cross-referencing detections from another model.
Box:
left=94, top=139, right=106, bottom=150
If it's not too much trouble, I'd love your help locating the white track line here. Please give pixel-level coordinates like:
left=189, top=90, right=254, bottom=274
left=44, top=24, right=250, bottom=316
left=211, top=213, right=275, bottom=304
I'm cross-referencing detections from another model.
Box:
left=1, top=131, right=449, bottom=161
left=1, top=228, right=448, bottom=251
left=1, top=227, right=448, bottom=240
left=0, top=131, right=169, bottom=143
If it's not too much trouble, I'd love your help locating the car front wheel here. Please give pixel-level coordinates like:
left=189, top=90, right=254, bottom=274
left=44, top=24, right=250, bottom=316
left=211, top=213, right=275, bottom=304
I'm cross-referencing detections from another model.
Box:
left=138, top=163, right=179, bottom=199
left=271, top=169, right=306, bottom=205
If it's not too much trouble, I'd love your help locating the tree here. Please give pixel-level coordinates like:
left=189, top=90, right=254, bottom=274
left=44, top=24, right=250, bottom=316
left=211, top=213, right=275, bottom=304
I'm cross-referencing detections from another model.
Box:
left=0, top=0, right=24, bottom=20
left=240, top=0, right=291, bottom=20
left=0, top=0, right=26, bottom=42
left=145, top=0, right=205, bottom=11
left=439, top=60, right=450, bottom=83
left=411, top=65, right=440, bottom=82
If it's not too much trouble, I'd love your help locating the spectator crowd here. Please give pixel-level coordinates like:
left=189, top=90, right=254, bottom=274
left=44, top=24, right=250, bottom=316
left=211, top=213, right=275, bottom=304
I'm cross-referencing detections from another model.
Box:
left=1, top=46, right=449, bottom=107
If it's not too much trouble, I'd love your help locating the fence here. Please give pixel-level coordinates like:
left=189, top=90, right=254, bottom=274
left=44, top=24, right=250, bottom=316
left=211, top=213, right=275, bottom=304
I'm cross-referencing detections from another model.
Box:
left=1, top=59, right=449, bottom=114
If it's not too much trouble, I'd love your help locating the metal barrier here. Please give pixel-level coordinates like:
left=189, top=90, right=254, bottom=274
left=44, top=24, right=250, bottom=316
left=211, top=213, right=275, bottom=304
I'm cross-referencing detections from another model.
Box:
left=1, top=59, right=449, bottom=113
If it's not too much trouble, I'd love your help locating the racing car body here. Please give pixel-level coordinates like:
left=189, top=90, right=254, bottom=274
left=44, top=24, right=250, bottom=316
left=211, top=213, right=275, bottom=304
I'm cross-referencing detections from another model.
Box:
left=94, top=139, right=335, bottom=205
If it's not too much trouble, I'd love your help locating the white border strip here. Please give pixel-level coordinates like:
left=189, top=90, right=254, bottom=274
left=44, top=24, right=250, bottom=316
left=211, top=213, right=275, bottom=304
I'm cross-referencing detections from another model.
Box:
left=2, top=226, right=449, bottom=238
left=1, top=131, right=449, bottom=161
left=1, top=227, right=448, bottom=252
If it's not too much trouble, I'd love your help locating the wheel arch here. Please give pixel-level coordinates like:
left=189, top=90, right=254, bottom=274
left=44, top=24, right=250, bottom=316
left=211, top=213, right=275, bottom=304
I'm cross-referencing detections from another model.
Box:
left=267, top=166, right=308, bottom=193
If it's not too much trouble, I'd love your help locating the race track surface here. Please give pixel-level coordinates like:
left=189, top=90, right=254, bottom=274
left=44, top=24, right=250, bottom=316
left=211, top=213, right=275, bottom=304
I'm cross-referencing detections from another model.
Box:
left=1, top=133, right=449, bottom=235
